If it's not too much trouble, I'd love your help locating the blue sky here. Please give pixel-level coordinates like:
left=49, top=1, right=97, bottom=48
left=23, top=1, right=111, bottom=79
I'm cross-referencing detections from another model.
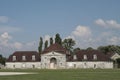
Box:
left=0, top=0, right=120, bottom=57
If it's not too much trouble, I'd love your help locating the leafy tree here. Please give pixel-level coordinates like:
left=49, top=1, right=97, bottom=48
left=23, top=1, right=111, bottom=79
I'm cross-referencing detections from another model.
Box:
left=86, top=47, right=94, bottom=51
left=50, top=37, right=53, bottom=45
left=0, top=54, right=6, bottom=66
left=98, top=46, right=110, bottom=54
left=44, top=40, right=48, bottom=49
left=73, top=47, right=80, bottom=53
left=97, top=45, right=120, bottom=54
left=62, top=38, right=75, bottom=52
left=55, top=33, right=62, bottom=45
left=38, top=37, right=43, bottom=54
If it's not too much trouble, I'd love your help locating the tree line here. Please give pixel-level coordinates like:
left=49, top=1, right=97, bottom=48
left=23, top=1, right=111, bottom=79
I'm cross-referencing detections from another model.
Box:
left=0, top=33, right=120, bottom=65
left=38, top=33, right=120, bottom=55
left=38, top=33, right=76, bottom=54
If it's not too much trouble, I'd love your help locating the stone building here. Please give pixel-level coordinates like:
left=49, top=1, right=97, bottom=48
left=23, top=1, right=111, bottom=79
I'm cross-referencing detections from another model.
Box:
left=6, top=43, right=120, bottom=69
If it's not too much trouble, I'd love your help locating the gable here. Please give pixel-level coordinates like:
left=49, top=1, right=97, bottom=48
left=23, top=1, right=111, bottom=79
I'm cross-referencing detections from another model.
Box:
left=42, top=51, right=65, bottom=56
left=42, top=43, right=68, bottom=54
left=111, top=53, right=120, bottom=60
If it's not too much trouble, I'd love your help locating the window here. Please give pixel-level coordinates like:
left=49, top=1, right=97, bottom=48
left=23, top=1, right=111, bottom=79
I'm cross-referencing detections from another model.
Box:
left=94, top=64, right=96, bottom=69
left=60, top=63, right=62, bottom=66
left=12, top=56, right=16, bottom=61
left=45, top=63, right=47, bottom=66
left=93, top=54, right=97, bottom=60
left=60, top=57, right=62, bottom=59
left=83, top=55, right=87, bottom=60
left=45, top=57, right=47, bottom=59
left=52, top=52, right=54, bottom=54
left=13, top=65, right=15, bottom=68
left=22, top=56, right=26, bottom=61
left=32, top=55, right=35, bottom=61
left=73, top=55, right=77, bottom=60
left=74, top=64, right=76, bottom=68
left=32, top=65, right=35, bottom=68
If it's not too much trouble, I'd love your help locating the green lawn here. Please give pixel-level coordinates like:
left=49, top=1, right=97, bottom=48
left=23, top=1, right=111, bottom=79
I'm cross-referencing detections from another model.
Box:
left=0, top=69, right=120, bottom=80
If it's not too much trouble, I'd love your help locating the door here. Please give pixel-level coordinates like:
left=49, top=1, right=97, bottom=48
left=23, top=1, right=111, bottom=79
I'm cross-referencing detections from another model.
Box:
left=50, top=58, right=57, bottom=69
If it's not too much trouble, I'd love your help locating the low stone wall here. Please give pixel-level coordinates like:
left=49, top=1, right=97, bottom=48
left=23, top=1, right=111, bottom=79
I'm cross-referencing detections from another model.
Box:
left=67, top=61, right=113, bottom=69
left=6, top=62, right=41, bottom=69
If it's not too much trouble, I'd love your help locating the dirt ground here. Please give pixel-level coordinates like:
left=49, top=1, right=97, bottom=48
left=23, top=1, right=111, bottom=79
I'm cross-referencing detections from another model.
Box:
left=0, top=72, right=33, bottom=76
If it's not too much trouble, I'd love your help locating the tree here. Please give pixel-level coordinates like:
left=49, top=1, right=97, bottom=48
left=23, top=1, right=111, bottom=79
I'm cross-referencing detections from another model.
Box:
left=50, top=37, right=53, bottom=45
left=73, top=48, right=80, bottom=53
left=97, top=45, right=120, bottom=54
left=86, top=47, right=94, bottom=51
left=44, top=40, right=48, bottom=49
left=62, top=38, right=75, bottom=52
left=0, top=54, right=6, bottom=66
left=38, top=37, right=43, bottom=54
left=55, top=33, right=62, bottom=45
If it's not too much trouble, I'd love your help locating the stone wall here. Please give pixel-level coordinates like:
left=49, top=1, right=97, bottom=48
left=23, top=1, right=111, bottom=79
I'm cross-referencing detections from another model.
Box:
left=6, top=62, right=41, bottom=69
left=67, top=61, right=113, bottom=69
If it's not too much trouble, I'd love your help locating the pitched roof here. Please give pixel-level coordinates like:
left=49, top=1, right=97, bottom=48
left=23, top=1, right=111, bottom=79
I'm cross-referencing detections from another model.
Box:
left=42, top=43, right=68, bottom=54
left=68, top=50, right=112, bottom=61
left=7, top=51, right=40, bottom=62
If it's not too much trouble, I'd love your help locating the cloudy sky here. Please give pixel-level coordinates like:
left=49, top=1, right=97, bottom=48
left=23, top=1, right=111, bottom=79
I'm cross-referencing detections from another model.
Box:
left=0, top=0, right=120, bottom=57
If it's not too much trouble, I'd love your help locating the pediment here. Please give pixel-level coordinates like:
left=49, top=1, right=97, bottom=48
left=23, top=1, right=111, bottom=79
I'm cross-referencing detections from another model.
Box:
left=42, top=51, right=65, bottom=56
left=111, top=53, right=120, bottom=60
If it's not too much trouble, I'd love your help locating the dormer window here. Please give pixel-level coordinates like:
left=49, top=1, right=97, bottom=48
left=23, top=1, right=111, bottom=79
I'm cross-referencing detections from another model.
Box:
left=93, top=54, right=97, bottom=60
left=12, top=56, right=16, bottom=61
left=22, top=56, right=26, bottom=61
left=73, top=55, right=77, bottom=60
left=83, top=55, right=87, bottom=60
left=32, top=55, right=35, bottom=61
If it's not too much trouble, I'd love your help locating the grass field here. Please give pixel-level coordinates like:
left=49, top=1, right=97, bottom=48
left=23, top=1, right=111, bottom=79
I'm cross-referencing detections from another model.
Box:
left=0, top=69, right=120, bottom=80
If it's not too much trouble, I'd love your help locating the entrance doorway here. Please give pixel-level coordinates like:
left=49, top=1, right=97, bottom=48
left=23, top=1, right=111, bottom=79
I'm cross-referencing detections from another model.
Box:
left=114, top=58, right=120, bottom=68
left=50, top=58, right=57, bottom=69
left=116, top=58, right=120, bottom=68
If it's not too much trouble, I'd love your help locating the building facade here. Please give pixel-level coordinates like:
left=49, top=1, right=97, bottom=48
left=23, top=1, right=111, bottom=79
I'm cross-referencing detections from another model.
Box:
left=6, top=43, right=119, bottom=69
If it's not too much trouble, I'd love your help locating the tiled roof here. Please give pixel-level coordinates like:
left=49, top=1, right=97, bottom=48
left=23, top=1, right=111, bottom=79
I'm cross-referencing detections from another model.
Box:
left=68, top=50, right=112, bottom=61
left=42, top=43, right=69, bottom=54
left=7, top=51, right=40, bottom=62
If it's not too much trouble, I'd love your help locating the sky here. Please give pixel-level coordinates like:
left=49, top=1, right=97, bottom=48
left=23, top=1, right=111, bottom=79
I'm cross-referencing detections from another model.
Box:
left=0, top=0, right=120, bottom=57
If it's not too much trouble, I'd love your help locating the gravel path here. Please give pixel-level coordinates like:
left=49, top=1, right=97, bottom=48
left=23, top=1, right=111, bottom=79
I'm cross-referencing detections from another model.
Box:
left=0, top=72, right=34, bottom=76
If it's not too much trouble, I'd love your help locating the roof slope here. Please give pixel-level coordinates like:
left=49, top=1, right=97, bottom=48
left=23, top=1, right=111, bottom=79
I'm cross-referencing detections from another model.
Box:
left=7, top=51, right=40, bottom=62
left=68, top=50, right=112, bottom=61
left=42, top=43, right=68, bottom=54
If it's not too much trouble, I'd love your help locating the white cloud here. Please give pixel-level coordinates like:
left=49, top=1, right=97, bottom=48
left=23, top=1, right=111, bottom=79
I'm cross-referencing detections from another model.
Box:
left=1, top=32, right=12, bottom=39
left=0, top=16, right=9, bottom=23
left=0, top=32, right=38, bottom=57
left=66, top=25, right=93, bottom=48
left=64, top=35, right=75, bottom=41
left=13, top=42, right=23, bottom=49
left=95, top=19, right=120, bottom=29
left=95, top=19, right=106, bottom=27
left=67, top=24, right=120, bottom=49
left=26, top=41, right=36, bottom=46
left=72, top=25, right=92, bottom=38
left=44, top=35, right=51, bottom=41
left=0, top=26, right=21, bottom=33
left=107, top=36, right=120, bottom=45
left=0, top=32, right=12, bottom=47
